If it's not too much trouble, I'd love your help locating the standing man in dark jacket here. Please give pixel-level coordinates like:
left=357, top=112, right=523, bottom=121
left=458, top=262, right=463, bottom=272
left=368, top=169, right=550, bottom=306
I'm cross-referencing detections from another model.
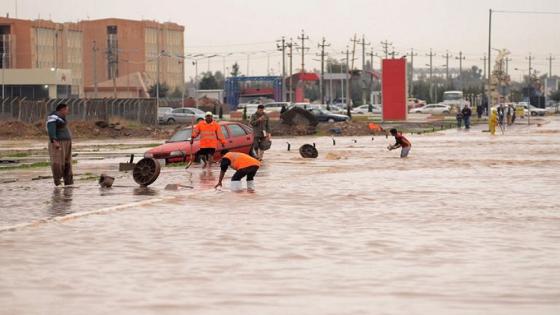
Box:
left=461, top=104, right=472, bottom=129
left=46, top=103, right=73, bottom=186
left=249, top=104, right=271, bottom=161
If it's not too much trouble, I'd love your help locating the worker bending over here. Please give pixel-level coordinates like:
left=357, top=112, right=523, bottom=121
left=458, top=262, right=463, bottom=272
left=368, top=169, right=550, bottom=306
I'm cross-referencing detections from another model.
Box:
left=215, top=150, right=261, bottom=192
left=191, top=112, right=226, bottom=168
left=388, top=128, right=412, bottom=158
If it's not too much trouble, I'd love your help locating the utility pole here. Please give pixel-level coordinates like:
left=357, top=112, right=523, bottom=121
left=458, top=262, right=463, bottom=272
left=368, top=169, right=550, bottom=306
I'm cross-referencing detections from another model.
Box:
left=409, top=48, right=418, bottom=97
left=505, top=57, right=511, bottom=76
left=456, top=51, right=466, bottom=90
left=527, top=53, right=533, bottom=79
left=358, top=34, right=370, bottom=71
left=366, top=47, right=376, bottom=103
left=276, top=36, right=287, bottom=101
left=287, top=39, right=294, bottom=102
left=317, top=37, right=330, bottom=104
left=548, top=54, right=555, bottom=77
left=487, top=9, right=492, bottom=108
left=481, top=54, right=487, bottom=80
left=343, top=47, right=351, bottom=117
left=380, top=40, right=391, bottom=59
left=92, top=40, right=98, bottom=98
left=350, top=34, right=358, bottom=70
left=426, top=49, right=436, bottom=102
left=443, top=50, right=452, bottom=81
left=297, top=30, right=309, bottom=73
left=390, top=48, right=398, bottom=59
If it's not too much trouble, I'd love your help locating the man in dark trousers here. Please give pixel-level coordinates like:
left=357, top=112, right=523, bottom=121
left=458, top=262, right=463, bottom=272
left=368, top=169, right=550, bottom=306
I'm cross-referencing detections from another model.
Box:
left=461, top=104, right=472, bottom=129
left=249, top=104, right=271, bottom=161
left=46, top=103, right=73, bottom=186
left=388, top=128, right=412, bottom=158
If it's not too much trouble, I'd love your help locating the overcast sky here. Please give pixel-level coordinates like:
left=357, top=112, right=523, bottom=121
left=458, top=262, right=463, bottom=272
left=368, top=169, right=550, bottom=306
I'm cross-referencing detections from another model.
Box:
left=8, top=0, right=560, bottom=80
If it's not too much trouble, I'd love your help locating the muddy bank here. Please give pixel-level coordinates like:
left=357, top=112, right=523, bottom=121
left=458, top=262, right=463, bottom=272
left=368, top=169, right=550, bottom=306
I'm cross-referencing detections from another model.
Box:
left=0, top=120, right=177, bottom=140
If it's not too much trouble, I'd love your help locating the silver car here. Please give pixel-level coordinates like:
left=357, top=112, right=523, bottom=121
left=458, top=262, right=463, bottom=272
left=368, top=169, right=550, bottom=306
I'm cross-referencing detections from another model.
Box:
left=162, top=107, right=206, bottom=124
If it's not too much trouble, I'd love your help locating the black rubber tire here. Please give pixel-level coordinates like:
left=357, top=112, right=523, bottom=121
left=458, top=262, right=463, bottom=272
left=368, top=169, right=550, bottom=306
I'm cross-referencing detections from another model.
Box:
left=299, top=144, right=318, bottom=158
left=328, top=118, right=335, bottom=123
left=167, top=118, right=176, bottom=124
left=133, top=158, right=161, bottom=187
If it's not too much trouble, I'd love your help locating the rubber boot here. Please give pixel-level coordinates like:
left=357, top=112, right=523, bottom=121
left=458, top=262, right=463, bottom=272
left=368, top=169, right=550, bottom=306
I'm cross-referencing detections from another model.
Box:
left=230, top=180, right=243, bottom=192
left=247, top=180, right=255, bottom=191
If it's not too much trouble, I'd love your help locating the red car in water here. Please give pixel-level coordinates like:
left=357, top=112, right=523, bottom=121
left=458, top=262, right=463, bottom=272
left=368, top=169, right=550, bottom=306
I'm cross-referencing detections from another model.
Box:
left=144, top=121, right=254, bottom=164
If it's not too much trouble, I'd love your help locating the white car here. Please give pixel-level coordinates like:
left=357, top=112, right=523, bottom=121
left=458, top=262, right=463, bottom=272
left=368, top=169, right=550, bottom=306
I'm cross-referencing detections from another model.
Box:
left=237, top=104, right=259, bottom=116
left=263, top=102, right=291, bottom=113
left=291, top=103, right=322, bottom=110
left=351, top=104, right=382, bottom=114
left=409, top=104, right=451, bottom=115
left=517, top=103, right=546, bottom=116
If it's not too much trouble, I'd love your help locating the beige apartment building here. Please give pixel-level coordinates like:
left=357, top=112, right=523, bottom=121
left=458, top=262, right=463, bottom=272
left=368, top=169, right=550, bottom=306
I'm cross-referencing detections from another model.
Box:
left=0, top=16, right=184, bottom=99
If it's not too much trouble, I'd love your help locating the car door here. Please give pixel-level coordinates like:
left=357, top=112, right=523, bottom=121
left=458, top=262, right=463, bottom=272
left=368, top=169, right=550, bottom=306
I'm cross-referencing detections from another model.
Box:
left=225, top=123, right=253, bottom=154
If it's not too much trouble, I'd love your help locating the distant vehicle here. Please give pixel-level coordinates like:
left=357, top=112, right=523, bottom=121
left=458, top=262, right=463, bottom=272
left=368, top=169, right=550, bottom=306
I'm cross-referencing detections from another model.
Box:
left=263, top=102, right=291, bottom=113
left=517, top=103, right=546, bottom=116
left=331, top=97, right=353, bottom=108
left=327, top=104, right=346, bottom=114
left=309, top=108, right=350, bottom=122
left=161, top=107, right=206, bottom=124
left=409, top=104, right=451, bottom=115
left=158, top=107, right=173, bottom=124
left=292, top=103, right=322, bottom=110
left=407, top=98, right=426, bottom=109
left=144, top=122, right=254, bottom=164
left=237, top=104, right=259, bottom=116
left=442, top=91, right=470, bottom=108
left=351, top=104, right=382, bottom=114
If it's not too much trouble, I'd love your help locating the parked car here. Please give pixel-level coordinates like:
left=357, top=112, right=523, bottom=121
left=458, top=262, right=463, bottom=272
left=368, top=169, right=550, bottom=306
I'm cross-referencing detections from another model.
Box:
left=351, top=104, right=382, bottom=114
left=291, top=102, right=322, bottom=110
left=161, top=107, right=207, bottom=124
left=144, top=122, right=254, bottom=164
left=331, top=98, right=353, bottom=108
left=236, top=104, right=259, bottom=116
left=158, top=107, right=173, bottom=124
left=263, top=102, right=291, bottom=113
left=409, top=103, right=451, bottom=115
left=517, top=103, right=546, bottom=116
left=309, top=108, right=350, bottom=122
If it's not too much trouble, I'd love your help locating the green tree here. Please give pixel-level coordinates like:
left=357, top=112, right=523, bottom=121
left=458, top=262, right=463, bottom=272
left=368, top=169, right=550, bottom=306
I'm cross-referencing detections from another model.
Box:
left=169, top=87, right=183, bottom=98
left=231, top=62, right=240, bottom=77
left=550, top=89, right=560, bottom=102
left=199, top=72, right=219, bottom=90
left=148, top=82, right=170, bottom=98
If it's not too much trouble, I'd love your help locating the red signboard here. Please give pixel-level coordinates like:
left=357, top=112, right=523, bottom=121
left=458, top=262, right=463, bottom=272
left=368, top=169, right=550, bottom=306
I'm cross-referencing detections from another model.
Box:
left=382, top=59, right=407, bottom=121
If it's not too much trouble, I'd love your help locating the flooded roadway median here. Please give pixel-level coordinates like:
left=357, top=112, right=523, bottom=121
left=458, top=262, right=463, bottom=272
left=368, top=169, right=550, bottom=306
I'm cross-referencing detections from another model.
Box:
left=1, top=118, right=560, bottom=315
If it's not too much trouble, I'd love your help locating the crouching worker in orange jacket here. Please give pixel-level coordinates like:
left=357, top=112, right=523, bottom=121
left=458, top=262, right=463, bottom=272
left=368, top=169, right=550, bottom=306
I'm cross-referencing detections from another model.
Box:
left=215, top=150, right=261, bottom=192
left=191, top=112, right=226, bottom=168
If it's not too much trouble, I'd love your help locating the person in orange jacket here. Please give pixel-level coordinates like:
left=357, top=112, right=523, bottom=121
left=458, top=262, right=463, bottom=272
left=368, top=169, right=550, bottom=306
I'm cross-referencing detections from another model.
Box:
left=191, top=112, right=226, bottom=168
left=215, top=150, right=261, bottom=191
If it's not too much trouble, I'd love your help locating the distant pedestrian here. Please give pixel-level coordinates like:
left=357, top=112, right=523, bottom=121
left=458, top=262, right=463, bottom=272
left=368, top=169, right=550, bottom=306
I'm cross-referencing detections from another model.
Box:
left=488, top=109, right=498, bottom=135
left=456, top=111, right=463, bottom=128
left=461, top=105, right=472, bottom=129
left=511, top=104, right=517, bottom=124
left=46, top=103, right=73, bottom=186
left=506, top=104, right=513, bottom=125
left=477, top=104, right=484, bottom=119
left=249, top=104, right=271, bottom=161
left=388, top=128, right=412, bottom=158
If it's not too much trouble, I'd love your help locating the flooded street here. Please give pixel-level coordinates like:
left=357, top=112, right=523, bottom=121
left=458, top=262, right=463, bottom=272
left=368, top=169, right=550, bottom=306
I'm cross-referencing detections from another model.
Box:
left=1, top=118, right=560, bottom=315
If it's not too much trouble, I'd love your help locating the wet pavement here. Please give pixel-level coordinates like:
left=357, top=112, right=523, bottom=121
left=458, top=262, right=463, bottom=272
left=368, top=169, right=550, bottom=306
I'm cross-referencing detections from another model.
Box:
left=1, top=117, right=560, bottom=315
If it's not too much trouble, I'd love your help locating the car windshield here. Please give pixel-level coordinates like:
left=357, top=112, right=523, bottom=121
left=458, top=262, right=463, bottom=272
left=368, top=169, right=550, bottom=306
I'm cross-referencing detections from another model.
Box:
left=168, top=128, right=194, bottom=142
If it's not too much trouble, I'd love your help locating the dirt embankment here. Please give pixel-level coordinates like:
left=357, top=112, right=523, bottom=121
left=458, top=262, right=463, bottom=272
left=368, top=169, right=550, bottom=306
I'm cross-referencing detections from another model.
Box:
left=0, top=120, right=177, bottom=140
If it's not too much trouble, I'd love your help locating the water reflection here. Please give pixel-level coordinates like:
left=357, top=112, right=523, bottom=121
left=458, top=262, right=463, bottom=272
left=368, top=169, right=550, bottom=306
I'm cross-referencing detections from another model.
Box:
left=198, top=168, right=216, bottom=189
left=48, top=187, right=74, bottom=217
left=132, top=186, right=158, bottom=196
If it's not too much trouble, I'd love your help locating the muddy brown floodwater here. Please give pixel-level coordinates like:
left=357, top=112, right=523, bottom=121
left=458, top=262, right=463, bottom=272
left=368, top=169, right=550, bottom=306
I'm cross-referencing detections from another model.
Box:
left=1, top=118, right=560, bottom=315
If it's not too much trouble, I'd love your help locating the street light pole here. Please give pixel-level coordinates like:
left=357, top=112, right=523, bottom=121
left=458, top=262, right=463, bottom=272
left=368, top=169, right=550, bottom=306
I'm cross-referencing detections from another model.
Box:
left=1, top=52, right=5, bottom=99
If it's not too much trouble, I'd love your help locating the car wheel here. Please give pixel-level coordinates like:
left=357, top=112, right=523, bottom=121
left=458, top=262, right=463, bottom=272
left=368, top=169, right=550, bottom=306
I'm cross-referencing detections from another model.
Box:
left=328, top=118, right=335, bottom=123
left=167, top=118, right=176, bottom=124
left=196, top=117, right=204, bottom=122
left=531, top=111, right=537, bottom=116
left=443, top=111, right=449, bottom=114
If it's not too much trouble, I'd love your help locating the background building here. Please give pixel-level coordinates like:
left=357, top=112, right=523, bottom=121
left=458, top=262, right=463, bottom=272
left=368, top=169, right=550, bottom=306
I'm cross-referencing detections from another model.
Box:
left=0, top=16, right=184, bottom=99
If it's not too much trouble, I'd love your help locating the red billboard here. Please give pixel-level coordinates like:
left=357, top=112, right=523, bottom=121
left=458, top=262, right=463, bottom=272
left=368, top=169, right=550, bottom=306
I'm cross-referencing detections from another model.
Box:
left=382, top=58, right=408, bottom=121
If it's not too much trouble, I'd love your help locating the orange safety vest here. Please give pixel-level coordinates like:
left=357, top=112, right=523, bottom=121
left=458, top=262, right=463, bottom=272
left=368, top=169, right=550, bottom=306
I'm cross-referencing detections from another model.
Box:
left=192, top=120, right=225, bottom=149
left=223, top=152, right=261, bottom=170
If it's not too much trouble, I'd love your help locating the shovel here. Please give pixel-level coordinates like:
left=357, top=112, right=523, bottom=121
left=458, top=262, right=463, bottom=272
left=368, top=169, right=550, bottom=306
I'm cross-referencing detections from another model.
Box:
left=185, top=115, right=195, bottom=169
